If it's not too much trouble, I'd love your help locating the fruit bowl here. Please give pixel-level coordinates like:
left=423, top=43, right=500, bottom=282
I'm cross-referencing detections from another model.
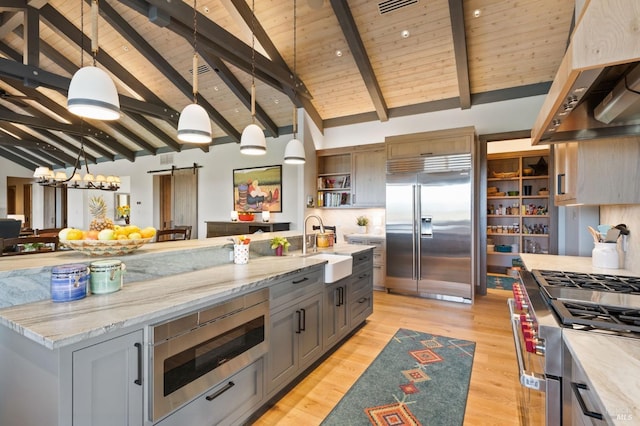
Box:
left=237, top=213, right=255, bottom=222
left=61, top=238, right=153, bottom=256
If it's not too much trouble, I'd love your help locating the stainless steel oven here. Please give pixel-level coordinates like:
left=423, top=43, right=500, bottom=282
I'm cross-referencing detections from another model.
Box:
left=510, top=269, right=640, bottom=425
left=150, top=288, right=269, bottom=422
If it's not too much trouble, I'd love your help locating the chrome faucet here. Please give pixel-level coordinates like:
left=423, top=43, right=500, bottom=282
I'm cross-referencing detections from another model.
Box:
left=303, top=215, right=325, bottom=255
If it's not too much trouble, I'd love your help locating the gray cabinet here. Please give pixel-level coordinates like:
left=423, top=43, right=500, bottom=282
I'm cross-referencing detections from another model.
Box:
left=348, top=250, right=374, bottom=327
left=352, top=148, right=386, bottom=207
left=266, top=266, right=324, bottom=396
left=156, top=358, right=264, bottom=426
left=386, top=127, right=474, bottom=159
left=322, top=277, right=349, bottom=350
left=554, top=137, right=640, bottom=206
left=205, top=221, right=290, bottom=238
left=346, top=236, right=385, bottom=291
left=0, top=325, right=144, bottom=426
left=73, top=330, right=144, bottom=426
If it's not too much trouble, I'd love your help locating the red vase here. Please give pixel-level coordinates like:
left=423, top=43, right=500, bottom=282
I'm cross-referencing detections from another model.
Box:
left=275, top=245, right=283, bottom=256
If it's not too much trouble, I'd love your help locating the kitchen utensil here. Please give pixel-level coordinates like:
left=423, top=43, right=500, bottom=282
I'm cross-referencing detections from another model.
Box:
left=587, top=226, right=601, bottom=243
left=604, top=228, right=621, bottom=243
left=614, top=223, right=630, bottom=235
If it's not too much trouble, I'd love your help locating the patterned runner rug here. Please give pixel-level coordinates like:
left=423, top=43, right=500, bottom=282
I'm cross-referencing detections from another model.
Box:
left=321, top=328, right=476, bottom=426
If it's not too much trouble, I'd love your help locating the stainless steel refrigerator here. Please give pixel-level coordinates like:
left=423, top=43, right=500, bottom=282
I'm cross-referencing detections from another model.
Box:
left=385, top=154, right=474, bottom=302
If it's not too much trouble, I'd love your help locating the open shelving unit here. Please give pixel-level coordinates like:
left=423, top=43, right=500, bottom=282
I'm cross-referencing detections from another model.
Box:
left=486, top=150, right=556, bottom=273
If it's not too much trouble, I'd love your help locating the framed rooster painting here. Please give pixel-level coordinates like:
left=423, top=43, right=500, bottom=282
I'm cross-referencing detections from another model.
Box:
left=232, top=165, right=282, bottom=213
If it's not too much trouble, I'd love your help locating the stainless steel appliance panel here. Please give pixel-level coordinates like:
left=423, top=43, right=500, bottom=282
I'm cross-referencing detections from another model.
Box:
left=418, top=170, right=471, bottom=293
left=385, top=173, right=418, bottom=293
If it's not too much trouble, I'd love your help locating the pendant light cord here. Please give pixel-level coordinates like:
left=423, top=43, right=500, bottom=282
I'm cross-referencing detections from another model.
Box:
left=192, top=0, right=199, bottom=103
left=292, top=0, right=297, bottom=138
left=250, top=0, right=257, bottom=124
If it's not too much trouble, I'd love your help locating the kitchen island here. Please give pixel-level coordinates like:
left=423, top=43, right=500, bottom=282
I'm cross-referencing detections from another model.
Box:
left=0, top=232, right=375, bottom=425
left=519, top=253, right=640, bottom=425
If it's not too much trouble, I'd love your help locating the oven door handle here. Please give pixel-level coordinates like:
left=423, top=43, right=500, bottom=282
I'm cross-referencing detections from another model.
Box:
left=508, top=298, right=547, bottom=392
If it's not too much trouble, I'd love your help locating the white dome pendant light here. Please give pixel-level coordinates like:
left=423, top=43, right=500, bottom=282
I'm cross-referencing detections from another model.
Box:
left=284, top=0, right=306, bottom=165
left=177, top=0, right=212, bottom=144
left=240, top=0, right=267, bottom=155
left=67, top=0, right=120, bottom=121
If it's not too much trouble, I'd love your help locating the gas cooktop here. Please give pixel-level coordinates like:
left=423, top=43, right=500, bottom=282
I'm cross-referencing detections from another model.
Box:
left=534, top=270, right=640, bottom=294
left=551, top=299, right=640, bottom=335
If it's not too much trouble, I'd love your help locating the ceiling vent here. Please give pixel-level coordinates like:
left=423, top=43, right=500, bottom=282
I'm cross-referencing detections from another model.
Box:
left=160, top=153, right=174, bottom=165
left=378, top=0, right=418, bottom=15
left=189, top=64, right=211, bottom=75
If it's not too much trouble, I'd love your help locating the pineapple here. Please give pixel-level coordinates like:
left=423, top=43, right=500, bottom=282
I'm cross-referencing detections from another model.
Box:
left=89, top=196, right=115, bottom=231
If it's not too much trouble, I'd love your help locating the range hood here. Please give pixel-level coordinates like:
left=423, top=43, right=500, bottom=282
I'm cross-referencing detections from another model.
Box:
left=531, top=0, right=640, bottom=144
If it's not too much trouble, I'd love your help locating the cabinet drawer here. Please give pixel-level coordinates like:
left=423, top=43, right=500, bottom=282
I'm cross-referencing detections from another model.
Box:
left=156, top=358, right=263, bottom=426
left=270, top=267, right=323, bottom=309
left=351, top=270, right=373, bottom=294
left=349, top=290, right=373, bottom=326
left=352, top=250, right=373, bottom=271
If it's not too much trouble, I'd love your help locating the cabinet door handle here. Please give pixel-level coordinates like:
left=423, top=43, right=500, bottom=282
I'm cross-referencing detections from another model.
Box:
left=206, top=381, right=235, bottom=401
left=357, top=297, right=368, bottom=304
left=334, top=288, right=341, bottom=307
left=358, top=273, right=370, bottom=279
left=134, top=342, right=142, bottom=386
left=292, top=277, right=309, bottom=284
left=339, top=286, right=344, bottom=306
left=295, top=310, right=302, bottom=334
left=570, top=382, right=603, bottom=420
left=557, top=173, right=566, bottom=195
left=300, top=308, right=306, bottom=331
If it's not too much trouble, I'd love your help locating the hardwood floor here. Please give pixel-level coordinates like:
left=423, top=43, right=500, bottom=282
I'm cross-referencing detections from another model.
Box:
left=253, top=289, right=544, bottom=425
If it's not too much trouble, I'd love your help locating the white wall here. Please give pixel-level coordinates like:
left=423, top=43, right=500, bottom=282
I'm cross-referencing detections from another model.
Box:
left=3, top=95, right=550, bottom=240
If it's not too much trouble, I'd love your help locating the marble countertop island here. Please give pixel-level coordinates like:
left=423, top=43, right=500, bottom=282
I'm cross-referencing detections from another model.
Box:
left=519, top=253, right=639, bottom=424
left=0, top=231, right=371, bottom=350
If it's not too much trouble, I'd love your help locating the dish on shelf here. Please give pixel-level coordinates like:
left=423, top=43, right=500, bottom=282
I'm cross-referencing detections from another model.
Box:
left=523, top=167, right=534, bottom=176
left=507, top=191, right=519, bottom=196
left=538, top=190, right=550, bottom=195
left=61, top=238, right=153, bottom=256
left=487, top=186, right=499, bottom=194
left=489, top=192, right=506, bottom=197
left=491, top=170, right=519, bottom=178
left=237, top=213, right=255, bottom=221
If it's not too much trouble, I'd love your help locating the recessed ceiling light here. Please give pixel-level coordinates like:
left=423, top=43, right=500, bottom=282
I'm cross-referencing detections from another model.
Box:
left=203, top=6, right=210, bottom=13
left=401, top=30, right=410, bottom=39
left=473, top=9, right=481, bottom=18
left=123, top=45, right=129, bottom=52
left=274, top=98, right=279, bottom=104
left=213, top=86, right=219, bottom=91
left=335, top=49, right=343, bottom=57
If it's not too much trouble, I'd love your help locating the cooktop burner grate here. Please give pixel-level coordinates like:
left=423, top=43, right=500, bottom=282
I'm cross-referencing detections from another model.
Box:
left=536, top=270, right=640, bottom=294
left=552, top=300, right=640, bottom=334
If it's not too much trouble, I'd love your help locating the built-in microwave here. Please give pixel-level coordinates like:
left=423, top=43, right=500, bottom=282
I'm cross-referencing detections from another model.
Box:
left=150, top=288, right=269, bottom=422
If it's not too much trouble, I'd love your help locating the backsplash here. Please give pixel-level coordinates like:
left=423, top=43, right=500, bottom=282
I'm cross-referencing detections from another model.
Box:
left=310, top=208, right=386, bottom=242
left=600, top=205, right=640, bottom=275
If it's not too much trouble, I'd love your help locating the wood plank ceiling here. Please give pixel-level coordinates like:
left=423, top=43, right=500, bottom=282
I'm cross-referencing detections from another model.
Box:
left=0, top=0, right=575, bottom=171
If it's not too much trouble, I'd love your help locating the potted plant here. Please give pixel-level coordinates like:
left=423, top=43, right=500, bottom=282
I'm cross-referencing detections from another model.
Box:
left=356, top=216, right=369, bottom=234
left=270, top=236, right=291, bottom=256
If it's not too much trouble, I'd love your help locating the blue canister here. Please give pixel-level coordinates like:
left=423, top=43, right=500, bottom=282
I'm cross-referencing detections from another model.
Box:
left=51, top=263, right=89, bottom=302
left=90, top=260, right=126, bottom=294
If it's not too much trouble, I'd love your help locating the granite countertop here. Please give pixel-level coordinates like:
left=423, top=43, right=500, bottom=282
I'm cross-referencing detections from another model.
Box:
left=563, top=330, right=640, bottom=424
left=519, top=254, right=639, bottom=424
left=0, top=232, right=372, bottom=350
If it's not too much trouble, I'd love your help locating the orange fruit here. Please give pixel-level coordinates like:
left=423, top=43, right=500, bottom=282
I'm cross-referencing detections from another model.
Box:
left=140, top=227, right=156, bottom=239
left=66, top=229, right=83, bottom=240
left=128, top=232, right=142, bottom=240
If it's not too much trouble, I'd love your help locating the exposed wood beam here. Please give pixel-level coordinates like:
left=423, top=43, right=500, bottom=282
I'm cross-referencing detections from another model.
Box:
left=0, top=145, right=40, bottom=170
left=0, top=126, right=82, bottom=166
left=127, top=112, right=182, bottom=152
left=95, top=0, right=221, bottom=147
left=39, top=4, right=181, bottom=125
left=330, top=0, right=388, bottom=122
left=0, top=135, right=69, bottom=166
left=0, top=57, right=179, bottom=122
left=23, top=6, right=38, bottom=73
left=448, top=0, right=471, bottom=109
left=0, top=109, right=136, bottom=161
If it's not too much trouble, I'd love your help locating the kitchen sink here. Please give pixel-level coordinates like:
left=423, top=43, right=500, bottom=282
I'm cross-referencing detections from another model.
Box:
left=308, top=253, right=352, bottom=283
